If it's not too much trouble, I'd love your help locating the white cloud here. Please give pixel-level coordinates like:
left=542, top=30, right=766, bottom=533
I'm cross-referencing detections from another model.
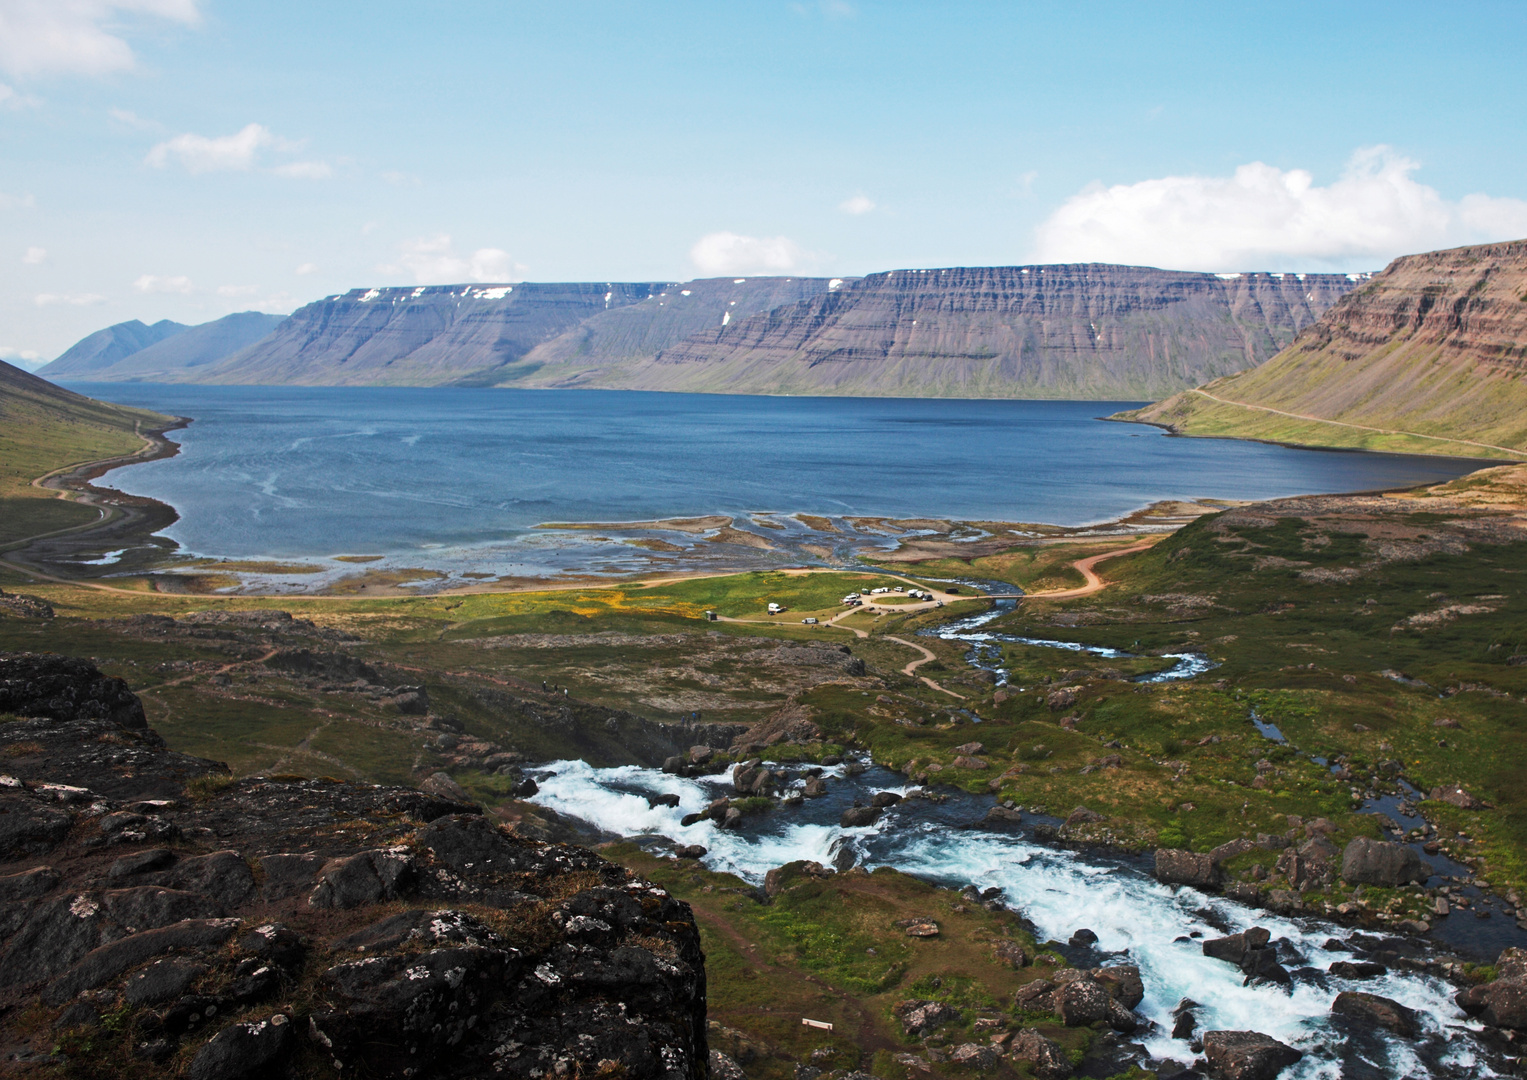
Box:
left=134, top=273, right=193, bottom=294
left=216, top=284, right=258, bottom=297
left=0, top=345, right=42, bottom=368
left=690, top=231, right=807, bottom=275
left=381, top=170, right=422, bottom=187
left=0, top=0, right=200, bottom=79
left=21, top=245, right=45, bottom=264
left=0, top=82, right=38, bottom=109
left=35, top=292, right=105, bottom=306
left=272, top=160, right=331, bottom=180
left=382, top=234, right=520, bottom=285
left=108, top=106, right=158, bottom=130
left=839, top=194, right=875, bottom=215
left=1033, top=146, right=1527, bottom=272
left=146, top=122, right=273, bottom=173
left=294, top=262, right=318, bottom=276
left=0, top=190, right=35, bottom=210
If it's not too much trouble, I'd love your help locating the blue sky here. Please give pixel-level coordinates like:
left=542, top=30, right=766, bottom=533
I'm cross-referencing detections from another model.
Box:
left=2, top=0, right=1526, bottom=362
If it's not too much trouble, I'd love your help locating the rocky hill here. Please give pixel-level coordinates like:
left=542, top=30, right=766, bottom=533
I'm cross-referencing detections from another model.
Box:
left=42, top=312, right=287, bottom=383
left=0, top=651, right=707, bottom=1079
left=610, top=265, right=1360, bottom=399
left=1120, top=239, right=1527, bottom=459
left=39, top=319, right=188, bottom=378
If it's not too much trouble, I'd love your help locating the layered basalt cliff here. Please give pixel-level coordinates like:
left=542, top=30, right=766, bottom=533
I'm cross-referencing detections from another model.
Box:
left=192, top=283, right=666, bottom=387
left=622, top=265, right=1359, bottom=399
left=184, top=278, right=840, bottom=388
left=83, top=264, right=1357, bottom=397
left=1123, top=239, right=1527, bottom=457
left=0, top=652, right=708, bottom=1079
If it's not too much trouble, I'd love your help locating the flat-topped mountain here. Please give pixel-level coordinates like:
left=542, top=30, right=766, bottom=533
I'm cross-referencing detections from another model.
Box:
left=187, top=278, right=841, bottom=387
left=609, top=265, right=1360, bottom=399
left=1121, top=239, right=1527, bottom=458
left=49, top=265, right=1360, bottom=397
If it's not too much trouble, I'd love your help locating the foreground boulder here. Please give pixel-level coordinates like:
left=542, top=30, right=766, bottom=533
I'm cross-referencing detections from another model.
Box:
left=1202, top=1030, right=1302, bottom=1080
left=0, top=651, right=708, bottom=1080
left=1154, top=848, right=1220, bottom=889
left=1340, top=837, right=1428, bottom=887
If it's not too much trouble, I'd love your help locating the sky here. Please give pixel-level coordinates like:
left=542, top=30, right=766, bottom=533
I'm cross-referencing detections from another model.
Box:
left=2, top=1, right=1526, bottom=365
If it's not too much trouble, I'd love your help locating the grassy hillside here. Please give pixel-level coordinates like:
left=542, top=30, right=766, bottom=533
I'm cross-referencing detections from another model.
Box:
left=0, top=360, right=178, bottom=545
left=1119, top=239, right=1527, bottom=459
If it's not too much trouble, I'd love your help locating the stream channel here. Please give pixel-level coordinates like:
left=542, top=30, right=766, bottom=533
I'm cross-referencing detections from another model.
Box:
left=529, top=582, right=1511, bottom=1078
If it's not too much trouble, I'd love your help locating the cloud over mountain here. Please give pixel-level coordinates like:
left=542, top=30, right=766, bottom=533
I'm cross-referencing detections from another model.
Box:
left=1033, top=146, right=1527, bottom=272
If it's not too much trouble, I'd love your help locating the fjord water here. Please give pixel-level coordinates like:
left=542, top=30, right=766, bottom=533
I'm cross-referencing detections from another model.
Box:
left=531, top=760, right=1494, bottom=1079
left=75, top=384, right=1476, bottom=568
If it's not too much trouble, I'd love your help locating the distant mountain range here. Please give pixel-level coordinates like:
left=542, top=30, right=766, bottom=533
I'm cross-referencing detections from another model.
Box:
left=1119, top=239, right=1527, bottom=459
left=39, top=312, right=286, bottom=381
left=41, top=265, right=1362, bottom=400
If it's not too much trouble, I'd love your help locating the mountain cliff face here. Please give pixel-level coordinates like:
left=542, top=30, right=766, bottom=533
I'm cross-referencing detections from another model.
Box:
left=191, top=283, right=669, bottom=386
left=42, top=319, right=188, bottom=378
left=609, top=265, right=1359, bottom=399
left=53, top=266, right=1359, bottom=397
left=1122, top=240, right=1527, bottom=458
left=0, top=651, right=708, bottom=1079
left=506, top=276, right=844, bottom=386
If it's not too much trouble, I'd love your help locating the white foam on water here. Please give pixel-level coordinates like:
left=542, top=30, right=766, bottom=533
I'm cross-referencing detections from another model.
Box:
left=531, top=759, right=1498, bottom=1078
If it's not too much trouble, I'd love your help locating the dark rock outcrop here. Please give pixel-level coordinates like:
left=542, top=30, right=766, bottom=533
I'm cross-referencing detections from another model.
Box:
left=0, top=652, right=708, bottom=1079
left=0, top=652, right=147, bottom=729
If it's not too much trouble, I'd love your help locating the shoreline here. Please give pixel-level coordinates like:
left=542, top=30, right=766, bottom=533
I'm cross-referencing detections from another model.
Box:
left=3, top=401, right=1497, bottom=599
left=2, top=417, right=191, bottom=584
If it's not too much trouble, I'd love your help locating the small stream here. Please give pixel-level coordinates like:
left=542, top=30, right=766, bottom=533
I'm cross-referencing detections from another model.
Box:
left=524, top=578, right=1514, bottom=1076
left=916, top=578, right=1217, bottom=686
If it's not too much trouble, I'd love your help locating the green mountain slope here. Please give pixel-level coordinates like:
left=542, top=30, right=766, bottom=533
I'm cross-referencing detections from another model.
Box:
left=1120, top=239, right=1527, bottom=460
left=0, top=362, right=178, bottom=545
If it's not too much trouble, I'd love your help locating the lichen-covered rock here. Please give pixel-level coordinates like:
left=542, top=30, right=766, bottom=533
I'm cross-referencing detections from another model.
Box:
left=1008, top=1028, right=1071, bottom=1079
left=893, top=999, right=960, bottom=1037
left=1340, top=837, right=1428, bottom=887
left=0, top=651, right=708, bottom=1080
left=1154, top=848, right=1220, bottom=889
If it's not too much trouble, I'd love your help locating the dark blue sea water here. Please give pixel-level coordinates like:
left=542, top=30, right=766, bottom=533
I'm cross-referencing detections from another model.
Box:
left=68, top=385, right=1479, bottom=582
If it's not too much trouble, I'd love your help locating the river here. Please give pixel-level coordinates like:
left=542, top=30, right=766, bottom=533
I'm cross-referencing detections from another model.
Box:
left=524, top=586, right=1509, bottom=1078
